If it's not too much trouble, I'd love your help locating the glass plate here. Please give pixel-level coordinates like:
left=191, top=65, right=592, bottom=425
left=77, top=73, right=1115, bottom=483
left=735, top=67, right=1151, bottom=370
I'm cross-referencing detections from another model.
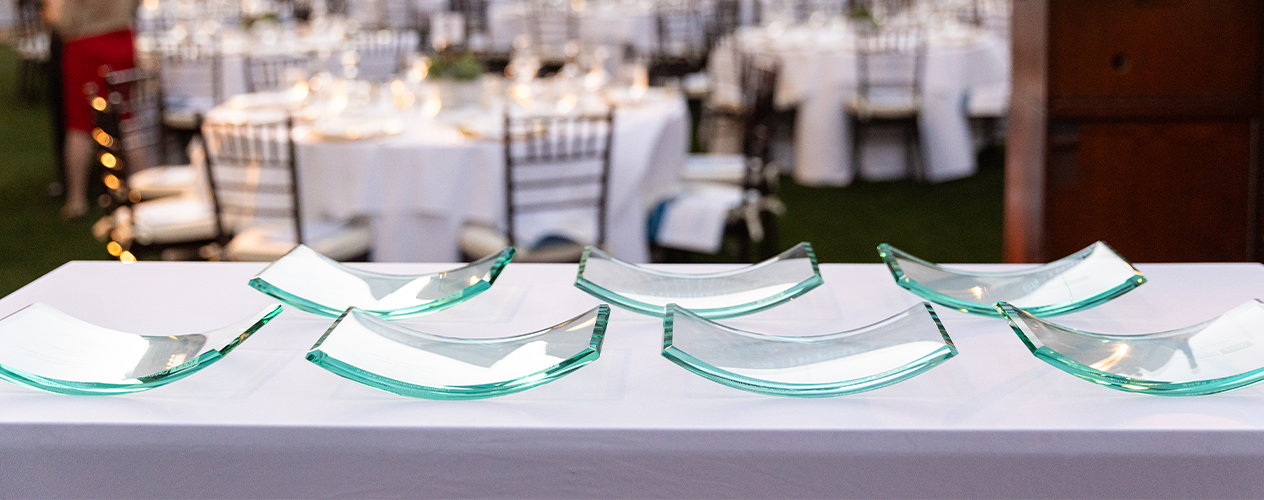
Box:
left=662, top=303, right=957, bottom=397
left=306, top=305, right=610, bottom=399
left=1000, top=300, right=1264, bottom=396
left=878, top=241, right=1145, bottom=317
left=0, top=303, right=282, bottom=396
left=575, top=242, right=822, bottom=319
left=250, top=245, right=515, bottom=319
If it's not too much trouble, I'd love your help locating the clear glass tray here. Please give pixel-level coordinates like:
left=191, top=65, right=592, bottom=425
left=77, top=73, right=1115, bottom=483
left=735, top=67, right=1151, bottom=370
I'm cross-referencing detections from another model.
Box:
left=1000, top=300, right=1264, bottom=396
left=575, top=242, right=822, bottom=319
left=250, top=245, right=515, bottom=319
left=0, top=303, right=282, bottom=396
left=879, top=241, right=1145, bottom=317
left=306, top=305, right=610, bottom=399
left=662, top=303, right=957, bottom=397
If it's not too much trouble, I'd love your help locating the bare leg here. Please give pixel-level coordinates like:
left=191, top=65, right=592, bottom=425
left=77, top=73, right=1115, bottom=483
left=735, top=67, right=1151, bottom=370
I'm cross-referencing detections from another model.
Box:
left=61, top=129, right=92, bottom=219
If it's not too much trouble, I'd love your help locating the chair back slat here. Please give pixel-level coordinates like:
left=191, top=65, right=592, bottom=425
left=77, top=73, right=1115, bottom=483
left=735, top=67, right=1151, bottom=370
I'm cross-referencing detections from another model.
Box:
left=96, top=67, right=174, bottom=206
left=503, top=112, right=615, bottom=248
left=854, top=26, right=926, bottom=103
left=202, top=117, right=304, bottom=244
left=244, top=53, right=314, bottom=93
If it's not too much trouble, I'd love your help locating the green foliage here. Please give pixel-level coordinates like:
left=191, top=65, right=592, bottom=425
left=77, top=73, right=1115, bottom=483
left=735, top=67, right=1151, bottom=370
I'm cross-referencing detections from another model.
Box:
left=427, top=51, right=486, bottom=81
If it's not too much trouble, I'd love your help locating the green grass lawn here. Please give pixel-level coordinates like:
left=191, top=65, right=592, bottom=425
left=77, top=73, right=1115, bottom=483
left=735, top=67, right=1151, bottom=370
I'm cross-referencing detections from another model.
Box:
left=0, top=47, right=108, bottom=298
left=0, top=44, right=1004, bottom=297
left=777, top=144, right=1004, bottom=264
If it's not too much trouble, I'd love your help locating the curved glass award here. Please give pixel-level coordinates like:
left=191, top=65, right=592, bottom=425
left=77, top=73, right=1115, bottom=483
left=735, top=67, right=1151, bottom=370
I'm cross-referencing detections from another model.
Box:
left=878, top=241, right=1145, bottom=317
left=575, top=242, right=822, bottom=319
left=0, top=303, right=282, bottom=396
left=1000, top=300, right=1264, bottom=396
left=250, top=245, right=514, bottom=319
left=306, top=305, right=610, bottom=399
left=662, top=303, right=957, bottom=397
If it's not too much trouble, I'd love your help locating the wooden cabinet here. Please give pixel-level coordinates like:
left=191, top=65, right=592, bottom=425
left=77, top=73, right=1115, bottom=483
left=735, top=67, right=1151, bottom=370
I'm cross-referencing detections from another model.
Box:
left=1006, top=0, right=1264, bottom=263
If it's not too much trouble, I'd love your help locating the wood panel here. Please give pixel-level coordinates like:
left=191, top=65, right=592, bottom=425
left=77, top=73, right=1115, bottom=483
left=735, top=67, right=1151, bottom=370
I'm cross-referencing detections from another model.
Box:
left=1003, top=0, right=1049, bottom=263
left=1044, top=121, right=1254, bottom=262
left=1049, top=0, right=1262, bottom=101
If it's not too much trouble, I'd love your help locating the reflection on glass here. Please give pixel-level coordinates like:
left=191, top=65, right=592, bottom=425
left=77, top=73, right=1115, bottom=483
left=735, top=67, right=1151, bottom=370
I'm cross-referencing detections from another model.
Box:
left=575, top=243, right=822, bottom=319
left=878, top=241, right=1145, bottom=317
left=0, top=303, right=282, bottom=396
left=306, top=305, right=610, bottom=399
left=1000, top=300, right=1264, bottom=396
left=250, top=245, right=514, bottom=319
left=662, top=303, right=957, bottom=397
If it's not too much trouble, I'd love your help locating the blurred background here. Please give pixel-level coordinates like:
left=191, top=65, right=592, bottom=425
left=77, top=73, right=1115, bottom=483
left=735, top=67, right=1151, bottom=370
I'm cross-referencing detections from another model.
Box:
left=0, top=0, right=1258, bottom=297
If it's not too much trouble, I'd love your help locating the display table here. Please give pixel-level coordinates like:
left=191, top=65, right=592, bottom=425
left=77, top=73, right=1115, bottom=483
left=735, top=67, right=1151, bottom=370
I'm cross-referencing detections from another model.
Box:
left=2, top=261, right=1264, bottom=499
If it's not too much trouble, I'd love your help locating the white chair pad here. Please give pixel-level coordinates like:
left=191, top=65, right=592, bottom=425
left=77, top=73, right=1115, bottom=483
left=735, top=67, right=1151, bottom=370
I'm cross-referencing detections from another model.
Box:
left=459, top=224, right=510, bottom=260
left=458, top=224, right=588, bottom=263
left=130, top=196, right=218, bottom=245
left=227, top=221, right=373, bottom=262
left=130, top=164, right=197, bottom=200
left=682, top=154, right=746, bottom=185
left=846, top=94, right=921, bottom=120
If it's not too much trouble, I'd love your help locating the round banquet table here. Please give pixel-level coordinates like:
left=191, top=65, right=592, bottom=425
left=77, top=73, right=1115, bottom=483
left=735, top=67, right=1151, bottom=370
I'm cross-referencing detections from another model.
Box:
left=204, top=89, right=689, bottom=263
left=487, top=1, right=659, bottom=54
left=709, top=23, right=1010, bottom=186
left=139, top=26, right=410, bottom=116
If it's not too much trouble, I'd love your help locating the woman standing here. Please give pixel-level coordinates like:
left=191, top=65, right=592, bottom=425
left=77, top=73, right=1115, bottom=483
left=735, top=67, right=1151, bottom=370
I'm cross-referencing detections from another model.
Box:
left=45, top=0, right=139, bottom=219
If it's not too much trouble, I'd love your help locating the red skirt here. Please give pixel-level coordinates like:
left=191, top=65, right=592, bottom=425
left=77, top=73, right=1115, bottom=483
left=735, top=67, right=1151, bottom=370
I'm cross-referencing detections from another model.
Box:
left=62, top=29, right=135, bottom=132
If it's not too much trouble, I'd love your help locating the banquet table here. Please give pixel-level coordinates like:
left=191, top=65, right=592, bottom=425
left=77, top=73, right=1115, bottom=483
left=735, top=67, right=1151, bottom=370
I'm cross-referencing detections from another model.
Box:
left=710, top=23, right=1010, bottom=186
left=140, top=27, right=414, bottom=115
left=203, top=88, right=689, bottom=263
left=487, top=1, right=659, bottom=54
left=3, top=260, right=1264, bottom=498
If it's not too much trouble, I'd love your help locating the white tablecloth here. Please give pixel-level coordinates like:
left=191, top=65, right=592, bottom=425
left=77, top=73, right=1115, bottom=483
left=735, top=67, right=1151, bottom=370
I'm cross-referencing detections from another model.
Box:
left=487, top=1, right=659, bottom=53
left=251, top=91, right=689, bottom=263
left=710, top=24, right=1010, bottom=185
left=2, top=261, right=1264, bottom=498
left=146, top=28, right=412, bottom=114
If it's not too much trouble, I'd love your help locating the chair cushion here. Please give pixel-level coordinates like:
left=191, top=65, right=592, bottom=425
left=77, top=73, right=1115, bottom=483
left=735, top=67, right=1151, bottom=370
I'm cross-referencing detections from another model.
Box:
left=128, top=196, right=219, bottom=245
left=226, top=220, right=373, bottom=262
left=458, top=224, right=511, bottom=260
left=458, top=224, right=588, bottom=263
left=682, top=154, right=746, bottom=185
left=846, top=92, right=920, bottom=120
left=129, top=164, right=197, bottom=200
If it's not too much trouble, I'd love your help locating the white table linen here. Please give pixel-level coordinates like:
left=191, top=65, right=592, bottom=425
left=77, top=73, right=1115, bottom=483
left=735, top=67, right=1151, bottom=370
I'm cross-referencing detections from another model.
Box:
left=205, top=89, right=688, bottom=263
left=710, top=24, right=1009, bottom=186
left=487, top=1, right=659, bottom=54
left=2, top=261, right=1264, bottom=498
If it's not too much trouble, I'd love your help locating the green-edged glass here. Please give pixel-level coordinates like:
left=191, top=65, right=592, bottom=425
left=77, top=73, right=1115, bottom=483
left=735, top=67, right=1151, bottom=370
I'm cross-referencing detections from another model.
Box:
left=878, top=241, right=1145, bottom=317
left=1000, top=300, right=1264, bottom=396
left=0, top=303, right=282, bottom=396
left=250, top=245, right=514, bottom=319
left=662, top=303, right=957, bottom=397
left=575, top=242, right=822, bottom=319
left=306, top=305, right=609, bottom=399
